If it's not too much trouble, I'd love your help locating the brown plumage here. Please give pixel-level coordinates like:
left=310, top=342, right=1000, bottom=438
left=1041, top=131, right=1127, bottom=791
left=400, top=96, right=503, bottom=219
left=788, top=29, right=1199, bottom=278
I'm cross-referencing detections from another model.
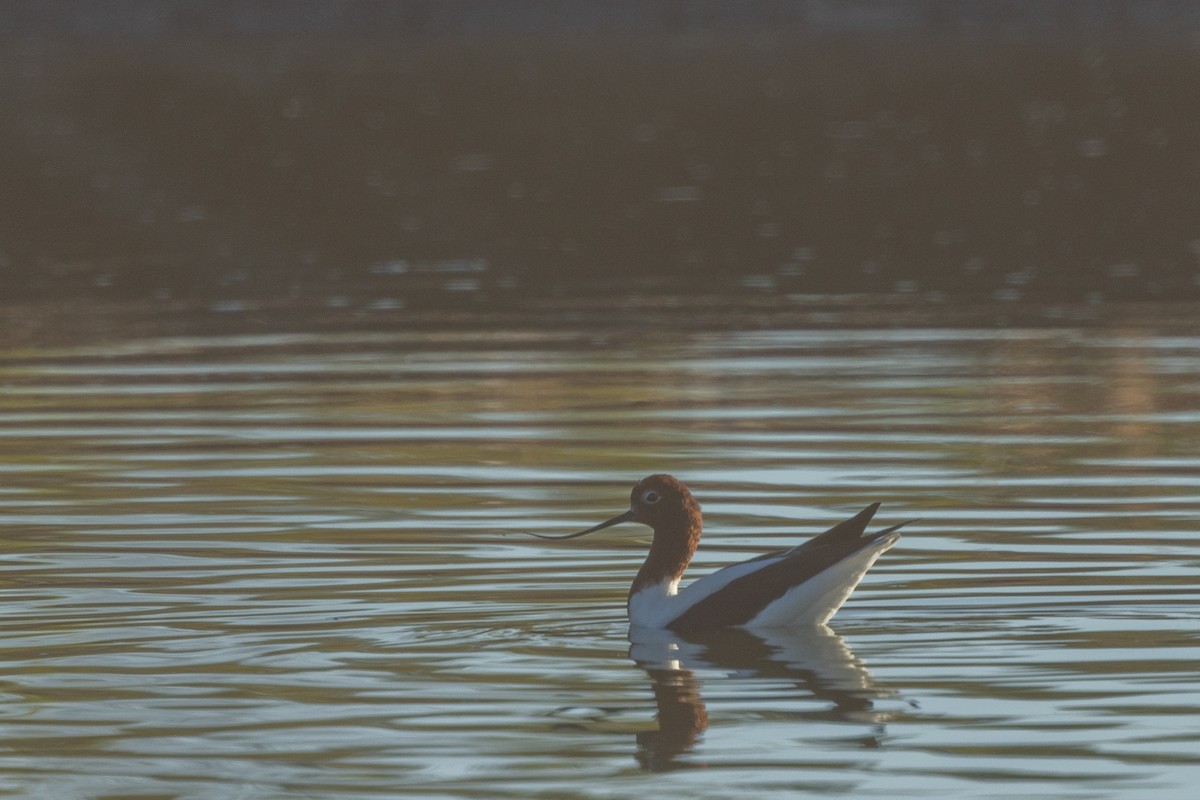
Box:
left=627, top=474, right=703, bottom=601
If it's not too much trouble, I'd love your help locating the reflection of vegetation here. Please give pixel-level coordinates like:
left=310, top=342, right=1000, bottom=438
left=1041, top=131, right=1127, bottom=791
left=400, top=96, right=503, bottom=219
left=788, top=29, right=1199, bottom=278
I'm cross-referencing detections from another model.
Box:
left=1, top=314, right=1195, bottom=507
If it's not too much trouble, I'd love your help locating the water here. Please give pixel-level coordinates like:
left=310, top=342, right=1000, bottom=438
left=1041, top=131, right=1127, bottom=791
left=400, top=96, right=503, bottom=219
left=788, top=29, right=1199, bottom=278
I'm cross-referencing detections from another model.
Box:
left=2, top=296, right=1199, bottom=799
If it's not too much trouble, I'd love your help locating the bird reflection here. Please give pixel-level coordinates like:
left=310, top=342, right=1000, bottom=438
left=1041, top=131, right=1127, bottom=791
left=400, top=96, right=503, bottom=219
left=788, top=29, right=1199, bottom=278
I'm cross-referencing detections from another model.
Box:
left=629, top=625, right=892, bottom=771
left=634, top=661, right=709, bottom=772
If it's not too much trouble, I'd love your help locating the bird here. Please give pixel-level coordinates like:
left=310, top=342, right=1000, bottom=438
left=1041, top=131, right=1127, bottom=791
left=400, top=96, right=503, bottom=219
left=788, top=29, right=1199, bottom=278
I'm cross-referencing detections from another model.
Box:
left=528, top=474, right=906, bottom=632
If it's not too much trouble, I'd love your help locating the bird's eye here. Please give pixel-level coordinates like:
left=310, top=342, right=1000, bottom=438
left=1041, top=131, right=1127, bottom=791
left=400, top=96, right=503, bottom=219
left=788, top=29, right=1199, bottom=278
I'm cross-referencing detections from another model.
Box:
left=641, top=490, right=661, bottom=504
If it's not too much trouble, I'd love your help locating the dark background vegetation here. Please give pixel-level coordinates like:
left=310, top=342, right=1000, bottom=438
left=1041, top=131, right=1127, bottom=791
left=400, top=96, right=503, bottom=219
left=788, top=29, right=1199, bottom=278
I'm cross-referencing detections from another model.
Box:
left=3, top=0, right=1200, bottom=303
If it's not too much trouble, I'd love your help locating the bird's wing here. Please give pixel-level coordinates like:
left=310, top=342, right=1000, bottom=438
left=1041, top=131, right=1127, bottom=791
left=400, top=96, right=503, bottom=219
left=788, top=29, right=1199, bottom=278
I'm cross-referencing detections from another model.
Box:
left=668, top=504, right=905, bottom=632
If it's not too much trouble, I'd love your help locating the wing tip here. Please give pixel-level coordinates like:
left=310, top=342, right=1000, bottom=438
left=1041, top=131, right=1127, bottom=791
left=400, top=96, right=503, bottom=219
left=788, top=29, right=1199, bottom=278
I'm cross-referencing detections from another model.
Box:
left=864, top=517, right=917, bottom=549
left=852, top=501, right=882, bottom=525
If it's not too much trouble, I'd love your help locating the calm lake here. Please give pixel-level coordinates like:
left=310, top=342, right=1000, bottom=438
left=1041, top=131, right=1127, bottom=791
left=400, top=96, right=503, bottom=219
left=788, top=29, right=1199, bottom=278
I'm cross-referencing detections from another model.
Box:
left=1, top=294, right=1197, bottom=799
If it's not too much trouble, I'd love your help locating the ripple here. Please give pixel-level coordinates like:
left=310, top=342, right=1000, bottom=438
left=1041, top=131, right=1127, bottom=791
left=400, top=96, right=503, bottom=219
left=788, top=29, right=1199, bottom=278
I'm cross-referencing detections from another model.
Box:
left=2, top=312, right=1200, bottom=798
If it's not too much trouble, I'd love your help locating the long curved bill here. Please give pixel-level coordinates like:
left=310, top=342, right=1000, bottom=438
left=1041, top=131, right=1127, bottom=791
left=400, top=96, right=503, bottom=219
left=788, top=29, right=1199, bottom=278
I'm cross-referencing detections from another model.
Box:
left=525, top=509, right=635, bottom=540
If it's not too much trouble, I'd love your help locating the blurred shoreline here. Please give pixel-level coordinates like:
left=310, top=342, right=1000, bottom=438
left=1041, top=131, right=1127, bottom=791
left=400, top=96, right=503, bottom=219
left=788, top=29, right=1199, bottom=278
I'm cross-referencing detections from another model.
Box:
left=3, top=1, right=1200, bottom=302
left=5, top=1, right=1200, bottom=39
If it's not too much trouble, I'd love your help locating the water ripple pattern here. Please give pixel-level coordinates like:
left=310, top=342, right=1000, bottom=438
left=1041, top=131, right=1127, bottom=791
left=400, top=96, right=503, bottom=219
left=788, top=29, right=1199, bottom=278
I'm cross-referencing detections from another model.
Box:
left=2, top=310, right=1199, bottom=799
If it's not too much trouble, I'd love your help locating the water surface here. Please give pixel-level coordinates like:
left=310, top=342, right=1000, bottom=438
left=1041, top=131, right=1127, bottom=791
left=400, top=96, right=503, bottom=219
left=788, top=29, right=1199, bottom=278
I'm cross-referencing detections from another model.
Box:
left=2, top=297, right=1199, bottom=799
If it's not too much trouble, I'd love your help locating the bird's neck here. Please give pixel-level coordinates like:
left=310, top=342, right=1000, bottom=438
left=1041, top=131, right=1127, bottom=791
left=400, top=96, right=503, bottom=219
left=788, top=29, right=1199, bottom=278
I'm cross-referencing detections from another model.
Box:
left=629, top=517, right=702, bottom=602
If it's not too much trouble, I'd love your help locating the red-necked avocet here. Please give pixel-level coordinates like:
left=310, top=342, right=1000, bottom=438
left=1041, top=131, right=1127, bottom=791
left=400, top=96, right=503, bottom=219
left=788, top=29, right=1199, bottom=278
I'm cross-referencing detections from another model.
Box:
left=530, top=474, right=907, bottom=632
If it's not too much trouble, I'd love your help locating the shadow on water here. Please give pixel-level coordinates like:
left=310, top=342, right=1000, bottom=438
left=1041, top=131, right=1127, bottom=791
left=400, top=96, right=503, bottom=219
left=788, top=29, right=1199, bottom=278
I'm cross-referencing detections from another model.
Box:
left=628, top=625, right=894, bottom=772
